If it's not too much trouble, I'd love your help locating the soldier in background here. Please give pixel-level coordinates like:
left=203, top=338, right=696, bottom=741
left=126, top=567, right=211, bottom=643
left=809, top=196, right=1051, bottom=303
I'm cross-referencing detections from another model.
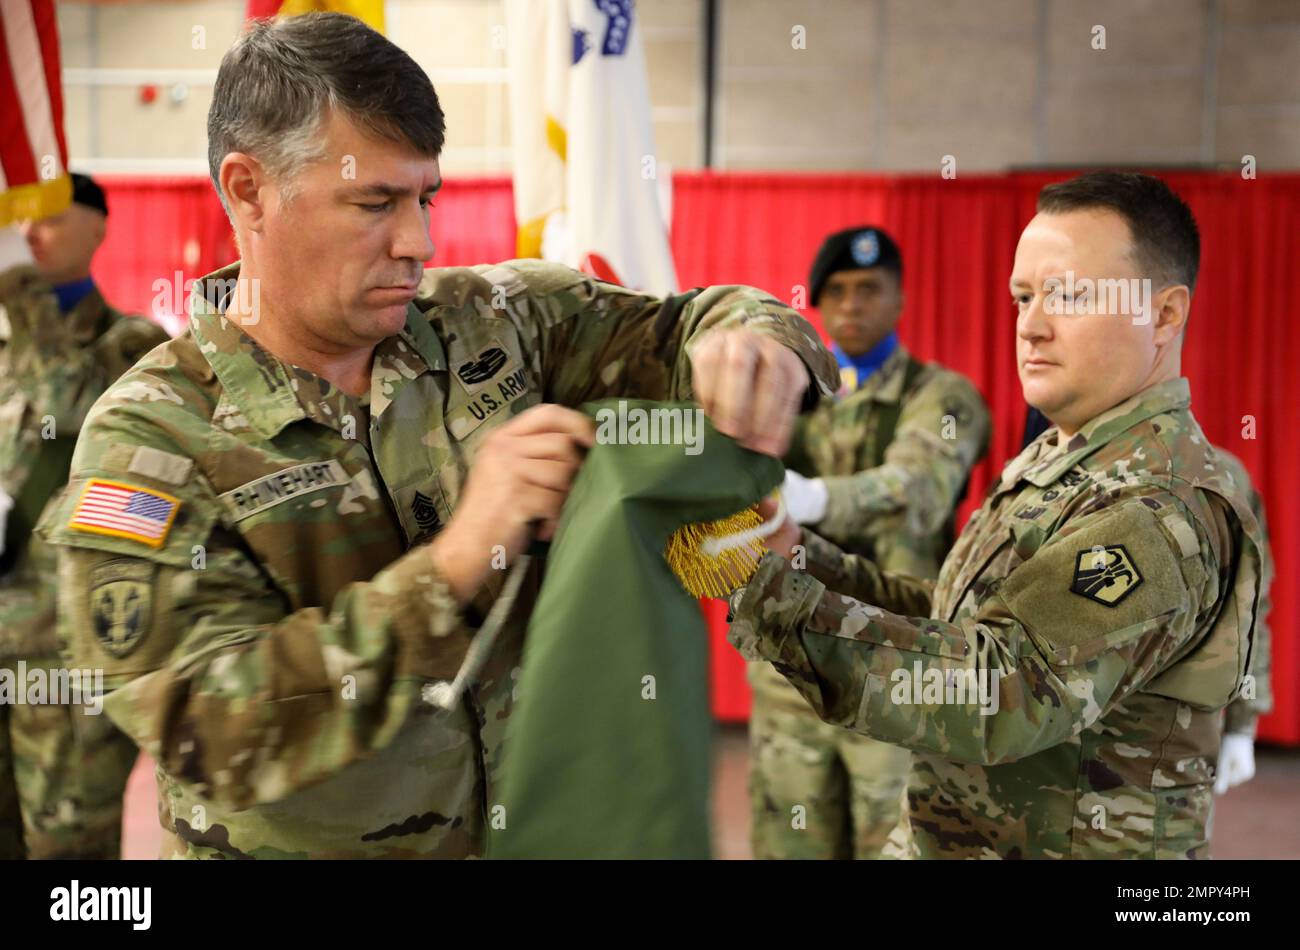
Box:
left=731, top=172, right=1267, bottom=859
left=1214, top=448, right=1272, bottom=797
left=749, top=226, right=990, bottom=859
left=40, top=14, right=838, bottom=859
left=0, top=173, right=169, bottom=858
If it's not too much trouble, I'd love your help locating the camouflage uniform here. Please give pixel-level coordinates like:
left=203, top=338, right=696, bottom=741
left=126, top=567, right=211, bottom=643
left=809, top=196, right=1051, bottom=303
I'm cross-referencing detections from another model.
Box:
left=1215, top=450, right=1272, bottom=740
left=730, top=378, right=1266, bottom=859
left=40, top=259, right=838, bottom=859
left=749, top=344, right=989, bottom=859
left=0, top=266, right=168, bottom=858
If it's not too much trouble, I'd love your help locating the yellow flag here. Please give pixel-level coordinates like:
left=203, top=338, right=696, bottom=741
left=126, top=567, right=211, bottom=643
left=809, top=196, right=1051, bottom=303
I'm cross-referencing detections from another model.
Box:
left=252, top=0, right=385, bottom=33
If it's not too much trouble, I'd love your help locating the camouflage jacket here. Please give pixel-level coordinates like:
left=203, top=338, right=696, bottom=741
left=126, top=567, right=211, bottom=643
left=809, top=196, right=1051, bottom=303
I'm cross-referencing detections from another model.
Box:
left=756, top=344, right=989, bottom=707
left=40, top=259, right=837, bottom=859
left=730, top=378, right=1266, bottom=859
left=786, top=343, right=989, bottom=574
left=1216, top=449, right=1273, bottom=737
left=0, top=266, right=168, bottom=658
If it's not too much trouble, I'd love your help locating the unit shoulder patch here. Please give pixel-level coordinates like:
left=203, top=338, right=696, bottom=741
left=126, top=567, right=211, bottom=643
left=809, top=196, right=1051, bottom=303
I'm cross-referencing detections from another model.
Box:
left=1070, top=543, right=1143, bottom=607
left=89, top=559, right=155, bottom=658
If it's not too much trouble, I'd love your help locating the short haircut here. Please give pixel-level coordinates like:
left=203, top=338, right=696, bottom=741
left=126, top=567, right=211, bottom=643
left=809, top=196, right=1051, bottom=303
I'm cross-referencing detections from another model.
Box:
left=207, top=13, right=446, bottom=215
left=1037, top=171, right=1200, bottom=293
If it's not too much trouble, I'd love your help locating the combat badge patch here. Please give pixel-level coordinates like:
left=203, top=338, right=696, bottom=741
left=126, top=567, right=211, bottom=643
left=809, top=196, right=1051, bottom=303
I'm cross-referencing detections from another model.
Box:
left=68, top=479, right=181, bottom=549
left=1070, top=544, right=1143, bottom=607
left=452, top=339, right=519, bottom=396
left=89, top=560, right=155, bottom=658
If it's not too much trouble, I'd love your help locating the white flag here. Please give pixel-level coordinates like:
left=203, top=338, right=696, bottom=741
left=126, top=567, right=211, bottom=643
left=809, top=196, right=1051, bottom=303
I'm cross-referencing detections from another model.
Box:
left=506, top=0, right=677, bottom=295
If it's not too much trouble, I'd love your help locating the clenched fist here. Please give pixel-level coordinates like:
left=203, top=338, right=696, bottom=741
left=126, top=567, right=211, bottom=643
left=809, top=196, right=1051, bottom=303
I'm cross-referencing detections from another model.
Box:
left=689, top=327, right=810, bottom=457
left=431, top=404, right=595, bottom=603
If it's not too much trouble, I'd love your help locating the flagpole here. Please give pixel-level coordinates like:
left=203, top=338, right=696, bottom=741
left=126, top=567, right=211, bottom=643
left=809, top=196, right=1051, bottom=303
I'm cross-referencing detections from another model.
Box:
left=701, top=0, right=718, bottom=169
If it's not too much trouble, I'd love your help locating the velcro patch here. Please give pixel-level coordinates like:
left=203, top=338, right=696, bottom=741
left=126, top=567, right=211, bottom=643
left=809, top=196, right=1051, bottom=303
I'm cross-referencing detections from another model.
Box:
left=1070, top=544, right=1143, bottom=607
left=453, top=339, right=519, bottom=395
left=89, top=559, right=155, bottom=659
left=68, top=479, right=181, bottom=549
left=1160, top=511, right=1202, bottom=558
left=128, top=445, right=195, bottom=486
left=219, top=459, right=350, bottom=522
left=998, top=501, right=1189, bottom=663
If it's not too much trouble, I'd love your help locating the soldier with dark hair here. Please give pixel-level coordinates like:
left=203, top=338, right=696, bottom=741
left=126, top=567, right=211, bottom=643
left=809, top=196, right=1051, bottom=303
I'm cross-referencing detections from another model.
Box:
left=0, top=174, right=169, bottom=858
left=731, top=172, right=1266, bottom=859
left=750, top=225, right=989, bottom=860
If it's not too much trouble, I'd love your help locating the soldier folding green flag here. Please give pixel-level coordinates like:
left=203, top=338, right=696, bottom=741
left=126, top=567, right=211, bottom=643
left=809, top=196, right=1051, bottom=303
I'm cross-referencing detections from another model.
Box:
left=489, top=400, right=783, bottom=859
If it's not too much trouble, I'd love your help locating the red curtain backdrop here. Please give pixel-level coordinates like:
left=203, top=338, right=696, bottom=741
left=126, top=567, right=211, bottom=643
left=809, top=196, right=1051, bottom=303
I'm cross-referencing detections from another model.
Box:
left=92, top=176, right=517, bottom=329
left=91, top=171, right=1300, bottom=746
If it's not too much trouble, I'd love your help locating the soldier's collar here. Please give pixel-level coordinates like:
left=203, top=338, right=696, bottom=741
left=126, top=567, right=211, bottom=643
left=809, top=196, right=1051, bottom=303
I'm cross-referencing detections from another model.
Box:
left=839, top=343, right=911, bottom=404
left=395, top=299, right=446, bottom=372
left=189, top=268, right=305, bottom=440
left=65, top=285, right=110, bottom=343
left=1018, top=378, right=1192, bottom=488
left=868, top=344, right=912, bottom=404
left=366, top=310, right=446, bottom=418
left=190, top=265, right=449, bottom=438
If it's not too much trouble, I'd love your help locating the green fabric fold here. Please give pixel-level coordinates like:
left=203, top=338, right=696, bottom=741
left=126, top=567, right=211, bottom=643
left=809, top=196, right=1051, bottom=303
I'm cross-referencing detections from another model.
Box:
left=490, top=399, right=783, bottom=859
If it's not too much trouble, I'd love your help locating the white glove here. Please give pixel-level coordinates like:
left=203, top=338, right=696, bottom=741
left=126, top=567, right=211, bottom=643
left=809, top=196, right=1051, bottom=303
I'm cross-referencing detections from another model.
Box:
left=1214, top=733, right=1255, bottom=794
left=0, top=225, right=34, bottom=274
left=0, top=487, right=13, bottom=558
left=782, top=470, right=828, bottom=525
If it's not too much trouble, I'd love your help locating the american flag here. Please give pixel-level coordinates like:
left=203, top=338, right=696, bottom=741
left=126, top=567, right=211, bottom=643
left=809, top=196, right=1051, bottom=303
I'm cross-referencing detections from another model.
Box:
left=0, top=0, right=70, bottom=226
left=70, top=481, right=179, bottom=546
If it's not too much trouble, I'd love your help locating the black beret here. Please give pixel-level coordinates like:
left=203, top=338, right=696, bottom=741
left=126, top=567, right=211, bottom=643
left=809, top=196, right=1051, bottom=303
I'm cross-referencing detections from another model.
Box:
left=808, top=226, right=901, bottom=306
left=70, top=172, right=108, bottom=217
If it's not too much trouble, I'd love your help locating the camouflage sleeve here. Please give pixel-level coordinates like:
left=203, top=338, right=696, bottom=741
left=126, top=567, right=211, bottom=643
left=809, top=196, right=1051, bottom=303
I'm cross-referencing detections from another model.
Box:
left=0, top=267, right=103, bottom=520
left=782, top=414, right=814, bottom=476
left=0, top=266, right=105, bottom=422
left=488, top=260, right=838, bottom=409
left=730, top=495, right=1216, bottom=766
left=797, top=527, right=936, bottom=618
left=95, top=314, right=171, bottom=382
left=42, top=411, right=473, bottom=812
left=1224, top=491, right=1273, bottom=736
left=816, top=371, right=990, bottom=538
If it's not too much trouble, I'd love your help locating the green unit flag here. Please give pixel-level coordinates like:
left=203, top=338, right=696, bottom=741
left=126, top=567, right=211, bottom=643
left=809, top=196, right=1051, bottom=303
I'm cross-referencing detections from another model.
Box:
left=490, top=400, right=783, bottom=859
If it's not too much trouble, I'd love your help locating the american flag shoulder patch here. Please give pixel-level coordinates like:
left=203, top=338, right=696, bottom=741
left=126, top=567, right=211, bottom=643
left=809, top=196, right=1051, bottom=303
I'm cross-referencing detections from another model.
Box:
left=68, top=479, right=182, bottom=549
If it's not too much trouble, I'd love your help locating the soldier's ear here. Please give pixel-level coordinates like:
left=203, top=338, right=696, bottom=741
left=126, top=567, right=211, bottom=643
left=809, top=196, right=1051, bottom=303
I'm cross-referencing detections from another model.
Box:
left=219, top=152, right=268, bottom=233
left=88, top=211, right=106, bottom=250
left=1151, top=284, right=1190, bottom=346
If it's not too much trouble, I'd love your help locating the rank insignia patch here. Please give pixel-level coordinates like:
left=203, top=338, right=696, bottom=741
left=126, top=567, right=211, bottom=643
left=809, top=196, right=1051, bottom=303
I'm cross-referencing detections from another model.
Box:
left=69, top=480, right=180, bottom=548
left=411, top=490, right=442, bottom=536
left=1070, top=544, right=1143, bottom=607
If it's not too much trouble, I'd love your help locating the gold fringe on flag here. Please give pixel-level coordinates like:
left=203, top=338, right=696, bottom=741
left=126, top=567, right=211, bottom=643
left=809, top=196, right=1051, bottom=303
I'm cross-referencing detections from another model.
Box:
left=664, top=507, right=769, bottom=599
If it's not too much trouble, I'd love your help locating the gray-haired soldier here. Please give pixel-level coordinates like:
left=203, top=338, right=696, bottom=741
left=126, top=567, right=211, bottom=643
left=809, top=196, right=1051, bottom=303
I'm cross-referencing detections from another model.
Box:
left=41, top=14, right=838, bottom=859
